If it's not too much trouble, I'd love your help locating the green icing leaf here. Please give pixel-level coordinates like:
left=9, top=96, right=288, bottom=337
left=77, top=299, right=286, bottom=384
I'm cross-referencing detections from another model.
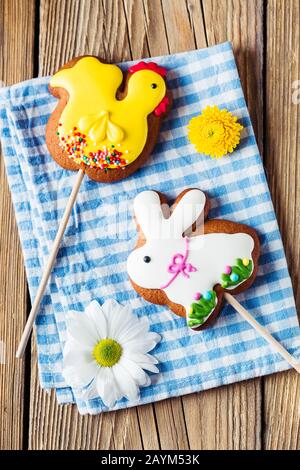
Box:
left=236, top=258, right=252, bottom=276
left=221, top=258, right=253, bottom=288
left=188, top=290, right=217, bottom=328
left=188, top=318, right=204, bottom=327
left=187, top=257, right=253, bottom=328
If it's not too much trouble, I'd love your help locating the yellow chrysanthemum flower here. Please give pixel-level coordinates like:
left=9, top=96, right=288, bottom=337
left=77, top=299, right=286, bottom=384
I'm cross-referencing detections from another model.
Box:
left=188, top=105, right=243, bottom=158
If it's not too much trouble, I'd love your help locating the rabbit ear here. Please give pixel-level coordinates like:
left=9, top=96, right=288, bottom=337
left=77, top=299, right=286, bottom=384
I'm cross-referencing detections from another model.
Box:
left=133, top=191, right=167, bottom=239
left=169, top=189, right=206, bottom=237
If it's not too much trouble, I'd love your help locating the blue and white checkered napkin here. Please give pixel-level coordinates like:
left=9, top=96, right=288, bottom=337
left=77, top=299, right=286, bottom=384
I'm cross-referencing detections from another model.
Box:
left=1, top=42, right=300, bottom=414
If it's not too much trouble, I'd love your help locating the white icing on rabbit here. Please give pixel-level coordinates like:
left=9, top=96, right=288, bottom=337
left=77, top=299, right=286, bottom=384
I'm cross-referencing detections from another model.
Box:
left=127, top=189, right=256, bottom=328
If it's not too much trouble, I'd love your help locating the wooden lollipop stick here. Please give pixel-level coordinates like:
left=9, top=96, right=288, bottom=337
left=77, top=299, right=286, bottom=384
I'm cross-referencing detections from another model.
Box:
left=224, top=293, right=300, bottom=373
left=16, top=169, right=85, bottom=358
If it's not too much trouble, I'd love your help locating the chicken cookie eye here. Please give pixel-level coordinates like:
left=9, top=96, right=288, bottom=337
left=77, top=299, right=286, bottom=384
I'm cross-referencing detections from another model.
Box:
left=151, top=83, right=158, bottom=89
left=143, top=256, right=151, bottom=263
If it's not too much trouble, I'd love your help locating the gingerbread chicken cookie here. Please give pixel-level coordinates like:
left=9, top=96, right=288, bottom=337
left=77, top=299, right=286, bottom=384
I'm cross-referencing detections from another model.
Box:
left=127, top=189, right=260, bottom=330
left=46, top=56, right=171, bottom=183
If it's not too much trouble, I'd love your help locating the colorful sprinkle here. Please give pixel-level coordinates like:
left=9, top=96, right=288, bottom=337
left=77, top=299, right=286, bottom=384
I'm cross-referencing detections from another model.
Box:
left=203, top=291, right=212, bottom=301
left=57, top=127, right=128, bottom=170
left=224, top=265, right=232, bottom=275
left=242, top=258, right=250, bottom=266
left=230, top=273, right=239, bottom=282
left=193, top=292, right=201, bottom=301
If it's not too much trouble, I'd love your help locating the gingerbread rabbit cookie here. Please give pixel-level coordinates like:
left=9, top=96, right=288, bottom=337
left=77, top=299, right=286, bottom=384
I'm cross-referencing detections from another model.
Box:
left=127, top=189, right=260, bottom=330
left=46, top=56, right=171, bottom=183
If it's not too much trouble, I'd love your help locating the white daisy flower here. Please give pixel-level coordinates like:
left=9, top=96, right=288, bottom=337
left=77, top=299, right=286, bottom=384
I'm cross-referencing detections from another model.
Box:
left=62, top=299, right=161, bottom=408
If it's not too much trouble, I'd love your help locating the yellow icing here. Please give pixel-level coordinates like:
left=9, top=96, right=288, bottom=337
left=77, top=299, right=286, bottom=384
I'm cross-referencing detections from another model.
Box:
left=78, top=110, right=125, bottom=143
left=50, top=57, right=167, bottom=169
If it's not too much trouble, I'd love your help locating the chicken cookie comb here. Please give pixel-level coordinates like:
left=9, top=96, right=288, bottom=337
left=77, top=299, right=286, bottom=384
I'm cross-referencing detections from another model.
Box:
left=16, top=56, right=171, bottom=357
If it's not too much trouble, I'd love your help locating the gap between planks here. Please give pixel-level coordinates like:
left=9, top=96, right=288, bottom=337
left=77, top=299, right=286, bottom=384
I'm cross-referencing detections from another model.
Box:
left=0, top=0, right=36, bottom=450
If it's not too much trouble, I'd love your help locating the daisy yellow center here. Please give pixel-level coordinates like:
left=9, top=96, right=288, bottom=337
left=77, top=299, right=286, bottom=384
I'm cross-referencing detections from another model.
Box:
left=92, top=338, right=122, bottom=367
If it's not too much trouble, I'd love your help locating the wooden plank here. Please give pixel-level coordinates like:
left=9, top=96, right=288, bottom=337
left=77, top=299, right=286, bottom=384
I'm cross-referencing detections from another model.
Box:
left=203, top=0, right=264, bottom=152
left=29, top=359, right=143, bottom=449
left=146, top=0, right=204, bottom=450
left=30, top=0, right=192, bottom=450
left=0, top=0, right=35, bottom=450
left=123, top=0, right=191, bottom=450
left=131, top=0, right=263, bottom=450
left=30, top=344, right=143, bottom=449
left=38, top=0, right=132, bottom=76
left=263, top=0, right=300, bottom=450
left=137, top=404, right=160, bottom=450
left=162, top=0, right=207, bottom=52
left=125, top=0, right=207, bottom=449
left=181, top=0, right=264, bottom=450
left=183, top=381, right=261, bottom=450
left=29, top=0, right=148, bottom=450
left=154, top=398, right=189, bottom=450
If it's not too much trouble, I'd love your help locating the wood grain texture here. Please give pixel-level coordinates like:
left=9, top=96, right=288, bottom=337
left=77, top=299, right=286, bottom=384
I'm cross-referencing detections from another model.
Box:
left=181, top=0, right=263, bottom=450
left=0, top=0, right=35, bottom=450
left=263, top=0, right=300, bottom=450
left=29, top=0, right=190, bottom=451
left=29, top=343, right=143, bottom=450
left=29, top=0, right=143, bottom=449
left=203, top=0, right=264, bottom=151
left=126, top=0, right=191, bottom=449
left=154, top=398, right=189, bottom=450
left=183, top=381, right=261, bottom=450
left=38, top=0, right=132, bottom=76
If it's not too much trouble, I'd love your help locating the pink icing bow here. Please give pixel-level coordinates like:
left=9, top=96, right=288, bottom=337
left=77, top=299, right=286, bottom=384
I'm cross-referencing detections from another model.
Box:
left=160, top=238, right=197, bottom=289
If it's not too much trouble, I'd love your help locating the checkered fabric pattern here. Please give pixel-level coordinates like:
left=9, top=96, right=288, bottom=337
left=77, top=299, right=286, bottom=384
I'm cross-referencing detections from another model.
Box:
left=0, top=42, right=299, bottom=414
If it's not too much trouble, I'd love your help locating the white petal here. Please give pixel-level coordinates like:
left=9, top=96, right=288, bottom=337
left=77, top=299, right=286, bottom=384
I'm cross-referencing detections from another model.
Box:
left=104, top=301, right=133, bottom=340
left=85, top=300, right=107, bottom=338
left=123, top=351, right=158, bottom=364
left=147, top=332, right=161, bottom=343
left=117, top=317, right=151, bottom=344
left=63, top=346, right=94, bottom=368
left=63, top=338, right=78, bottom=357
left=107, top=311, right=128, bottom=340
left=119, top=357, right=150, bottom=387
left=121, top=330, right=161, bottom=349
left=136, top=362, right=159, bottom=374
left=123, top=351, right=160, bottom=373
left=112, top=363, right=140, bottom=402
left=81, top=381, right=99, bottom=400
left=141, top=374, right=151, bottom=387
left=123, top=337, right=160, bottom=354
left=96, top=368, right=121, bottom=407
left=66, top=315, right=99, bottom=348
left=63, top=358, right=98, bottom=388
left=101, top=299, right=123, bottom=321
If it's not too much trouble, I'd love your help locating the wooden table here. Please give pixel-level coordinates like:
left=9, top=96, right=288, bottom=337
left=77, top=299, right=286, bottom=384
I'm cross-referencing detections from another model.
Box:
left=0, top=0, right=299, bottom=450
